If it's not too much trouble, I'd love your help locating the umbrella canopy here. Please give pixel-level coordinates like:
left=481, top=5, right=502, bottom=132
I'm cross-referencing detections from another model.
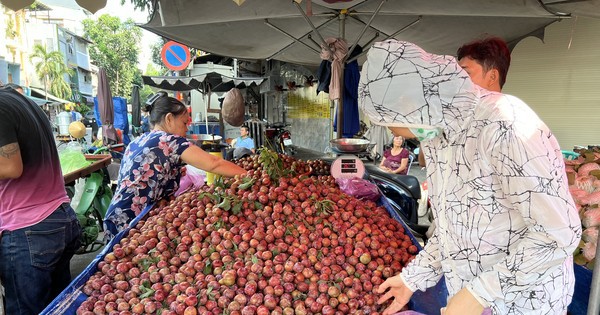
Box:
left=141, top=72, right=265, bottom=93
left=141, top=0, right=600, bottom=66
left=131, top=85, right=142, bottom=135
left=97, top=68, right=118, bottom=144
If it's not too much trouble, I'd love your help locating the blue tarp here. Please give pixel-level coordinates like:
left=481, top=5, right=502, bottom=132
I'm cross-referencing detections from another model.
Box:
left=94, top=96, right=130, bottom=145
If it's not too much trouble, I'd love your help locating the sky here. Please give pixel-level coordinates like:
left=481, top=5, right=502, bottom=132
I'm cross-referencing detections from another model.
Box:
left=42, top=0, right=160, bottom=71
left=94, top=0, right=159, bottom=71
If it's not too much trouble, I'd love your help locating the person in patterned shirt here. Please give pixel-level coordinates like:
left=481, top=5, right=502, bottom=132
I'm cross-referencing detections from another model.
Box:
left=360, top=40, right=581, bottom=315
left=104, top=92, right=246, bottom=240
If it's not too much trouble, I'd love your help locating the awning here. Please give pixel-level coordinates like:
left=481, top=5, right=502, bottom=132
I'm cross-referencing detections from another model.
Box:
left=142, top=72, right=266, bottom=92
left=26, top=95, right=53, bottom=106
left=29, top=87, right=71, bottom=104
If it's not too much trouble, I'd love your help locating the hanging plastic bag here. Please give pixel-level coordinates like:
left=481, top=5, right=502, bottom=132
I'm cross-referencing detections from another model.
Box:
left=175, top=165, right=206, bottom=196
left=58, top=142, right=90, bottom=175
left=69, top=178, right=86, bottom=210
left=336, top=177, right=380, bottom=201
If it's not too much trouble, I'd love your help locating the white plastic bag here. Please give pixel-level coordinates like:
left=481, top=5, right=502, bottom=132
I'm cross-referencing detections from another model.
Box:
left=69, top=178, right=86, bottom=211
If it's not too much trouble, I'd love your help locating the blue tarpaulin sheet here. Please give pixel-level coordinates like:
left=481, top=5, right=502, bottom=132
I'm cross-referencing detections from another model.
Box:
left=94, top=96, right=131, bottom=145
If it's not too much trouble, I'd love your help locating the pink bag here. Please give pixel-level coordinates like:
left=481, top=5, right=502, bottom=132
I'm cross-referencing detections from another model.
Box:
left=335, top=177, right=380, bottom=201
left=175, top=167, right=205, bottom=196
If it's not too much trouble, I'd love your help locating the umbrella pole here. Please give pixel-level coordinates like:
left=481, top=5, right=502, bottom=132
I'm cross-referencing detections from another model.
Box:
left=205, top=86, right=210, bottom=135
left=337, top=63, right=345, bottom=139
left=336, top=13, right=346, bottom=139
left=588, top=242, right=600, bottom=315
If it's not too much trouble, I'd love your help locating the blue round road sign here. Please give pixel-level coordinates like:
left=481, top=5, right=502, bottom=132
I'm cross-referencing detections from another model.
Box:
left=161, top=41, right=191, bottom=71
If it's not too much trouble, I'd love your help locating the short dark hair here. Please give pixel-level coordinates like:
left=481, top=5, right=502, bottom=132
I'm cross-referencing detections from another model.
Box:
left=145, top=91, right=188, bottom=126
left=241, top=125, right=249, bottom=132
left=457, top=36, right=511, bottom=88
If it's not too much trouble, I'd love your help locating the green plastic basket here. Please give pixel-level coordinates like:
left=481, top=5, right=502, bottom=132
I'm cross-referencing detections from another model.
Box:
left=561, top=150, right=580, bottom=160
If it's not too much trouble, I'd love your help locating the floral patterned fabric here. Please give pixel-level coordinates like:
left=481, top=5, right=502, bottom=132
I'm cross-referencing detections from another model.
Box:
left=104, top=131, right=190, bottom=240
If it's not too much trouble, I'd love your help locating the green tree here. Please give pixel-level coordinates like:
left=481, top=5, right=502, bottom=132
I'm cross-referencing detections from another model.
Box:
left=150, top=38, right=166, bottom=73
left=83, top=14, right=142, bottom=97
left=139, top=63, right=162, bottom=102
left=122, top=0, right=154, bottom=14
left=30, top=44, right=74, bottom=100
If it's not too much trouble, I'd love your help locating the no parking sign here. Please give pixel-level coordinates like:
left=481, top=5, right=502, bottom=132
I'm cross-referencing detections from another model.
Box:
left=161, top=41, right=191, bottom=71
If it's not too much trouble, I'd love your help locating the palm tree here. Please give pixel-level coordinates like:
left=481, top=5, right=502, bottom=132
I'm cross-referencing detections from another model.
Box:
left=30, top=44, right=74, bottom=100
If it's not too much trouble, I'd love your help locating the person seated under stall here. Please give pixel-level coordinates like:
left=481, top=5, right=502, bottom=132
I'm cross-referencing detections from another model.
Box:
left=226, top=125, right=255, bottom=160
left=379, top=135, right=410, bottom=175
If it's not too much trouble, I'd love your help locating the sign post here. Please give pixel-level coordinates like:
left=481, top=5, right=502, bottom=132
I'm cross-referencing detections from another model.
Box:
left=161, top=41, right=191, bottom=71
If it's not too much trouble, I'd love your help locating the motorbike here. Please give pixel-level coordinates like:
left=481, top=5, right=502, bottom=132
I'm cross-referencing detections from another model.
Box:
left=321, top=149, right=430, bottom=243
left=364, top=164, right=431, bottom=243
left=60, top=134, right=123, bottom=253
left=263, top=121, right=296, bottom=156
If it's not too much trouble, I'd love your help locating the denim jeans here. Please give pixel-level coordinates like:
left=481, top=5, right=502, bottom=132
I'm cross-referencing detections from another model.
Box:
left=0, top=203, right=81, bottom=315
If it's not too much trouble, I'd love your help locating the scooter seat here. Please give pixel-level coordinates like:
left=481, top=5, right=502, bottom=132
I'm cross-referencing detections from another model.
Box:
left=364, top=165, right=421, bottom=200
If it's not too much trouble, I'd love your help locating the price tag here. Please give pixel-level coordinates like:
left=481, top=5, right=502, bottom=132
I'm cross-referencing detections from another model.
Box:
left=330, top=155, right=365, bottom=179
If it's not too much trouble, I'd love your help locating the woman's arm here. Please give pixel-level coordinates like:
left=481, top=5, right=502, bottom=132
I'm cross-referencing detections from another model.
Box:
left=181, top=145, right=246, bottom=177
left=391, top=157, right=409, bottom=174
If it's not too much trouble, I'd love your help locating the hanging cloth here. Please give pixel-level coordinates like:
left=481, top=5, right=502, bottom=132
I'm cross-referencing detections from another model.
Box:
left=320, top=38, right=348, bottom=100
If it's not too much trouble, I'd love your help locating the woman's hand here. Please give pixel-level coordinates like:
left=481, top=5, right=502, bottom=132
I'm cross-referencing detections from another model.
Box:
left=441, top=288, right=484, bottom=315
left=377, top=274, right=414, bottom=315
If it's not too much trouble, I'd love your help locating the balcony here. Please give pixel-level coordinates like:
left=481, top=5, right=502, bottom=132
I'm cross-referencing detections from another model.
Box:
left=76, top=52, right=90, bottom=71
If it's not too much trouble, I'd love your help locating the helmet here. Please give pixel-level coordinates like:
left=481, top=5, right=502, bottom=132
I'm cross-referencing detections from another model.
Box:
left=68, top=121, right=87, bottom=139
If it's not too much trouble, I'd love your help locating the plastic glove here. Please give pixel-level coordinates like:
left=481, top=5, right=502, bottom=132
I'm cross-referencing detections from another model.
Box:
left=377, top=274, right=415, bottom=315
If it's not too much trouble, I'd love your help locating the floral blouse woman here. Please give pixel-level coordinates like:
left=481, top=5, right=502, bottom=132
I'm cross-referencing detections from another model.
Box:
left=104, top=92, right=246, bottom=240
left=379, top=135, right=410, bottom=174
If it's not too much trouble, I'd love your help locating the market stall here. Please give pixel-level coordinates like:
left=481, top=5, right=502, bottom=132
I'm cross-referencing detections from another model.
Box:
left=42, top=153, right=445, bottom=314
left=142, top=72, right=265, bottom=139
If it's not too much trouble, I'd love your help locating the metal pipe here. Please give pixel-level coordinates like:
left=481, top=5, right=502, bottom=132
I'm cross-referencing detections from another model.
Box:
left=345, top=0, right=387, bottom=62
left=588, top=241, right=600, bottom=315
left=266, top=17, right=338, bottom=60
left=383, top=16, right=422, bottom=40
left=157, top=0, right=165, bottom=26
left=339, top=10, right=346, bottom=40
left=293, top=0, right=334, bottom=56
left=264, top=19, right=321, bottom=54
left=346, top=32, right=379, bottom=63
left=345, top=14, right=421, bottom=39
left=337, top=63, right=345, bottom=139
left=307, top=35, right=321, bottom=51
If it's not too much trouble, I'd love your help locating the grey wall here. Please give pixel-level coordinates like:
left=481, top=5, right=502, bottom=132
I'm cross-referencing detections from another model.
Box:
left=288, top=117, right=331, bottom=153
